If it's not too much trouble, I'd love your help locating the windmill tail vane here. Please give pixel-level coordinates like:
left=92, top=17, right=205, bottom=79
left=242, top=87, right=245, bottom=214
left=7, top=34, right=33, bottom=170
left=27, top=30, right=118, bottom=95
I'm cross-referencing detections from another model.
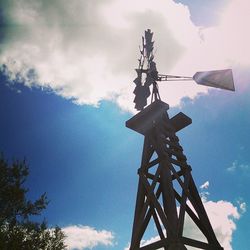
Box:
left=133, top=29, right=235, bottom=111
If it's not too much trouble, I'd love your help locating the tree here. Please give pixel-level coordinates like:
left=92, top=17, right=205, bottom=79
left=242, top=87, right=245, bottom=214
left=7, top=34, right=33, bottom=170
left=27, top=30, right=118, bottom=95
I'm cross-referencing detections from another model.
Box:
left=0, top=154, right=67, bottom=250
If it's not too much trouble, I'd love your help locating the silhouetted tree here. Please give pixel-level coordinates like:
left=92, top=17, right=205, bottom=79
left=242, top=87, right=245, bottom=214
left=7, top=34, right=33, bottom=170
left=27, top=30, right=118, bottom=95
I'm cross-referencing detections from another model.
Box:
left=0, top=154, right=67, bottom=250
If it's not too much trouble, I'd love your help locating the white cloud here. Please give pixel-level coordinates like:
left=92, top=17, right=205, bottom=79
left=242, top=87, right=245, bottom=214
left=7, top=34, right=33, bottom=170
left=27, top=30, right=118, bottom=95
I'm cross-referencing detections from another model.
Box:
left=62, top=225, right=114, bottom=250
left=200, top=180, right=209, bottom=189
left=227, top=161, right=237, bottom=172
left=239, top=202, right=247, bottom=214
left=1, top=0, right=249, bottom=112
left=124, top=199, right=242, bottom=250
left=195, top=200, right=239, bottom=250
left=199, top=181, right=210, bottom=202
left=227, top=160, right=250, bottom=172
left=236, top=198, right=247, bottom=214
left=172, top=0, right=250, bottom=72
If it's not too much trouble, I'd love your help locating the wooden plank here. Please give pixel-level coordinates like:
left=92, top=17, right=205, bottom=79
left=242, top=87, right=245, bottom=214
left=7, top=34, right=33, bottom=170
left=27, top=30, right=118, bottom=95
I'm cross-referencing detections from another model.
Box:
left=152, top=208, right=165, bottom=240
left=145, top=169, right=185, bottom=183
left=175, top=179, right=222, bottom=248
left=177, top=171, right=191, bottom=237
left=168, top=164, right=186, bottom=191
left=170, top=158, right=189, bottom=168
left=141, top=176, right=173, bottom=235
left=140, top=136, right=155, bottom=171
left=136, top=186, right=162, bottom=243
left=130, top=178, right=147, bottom=248
left=170, top=112, right=192, bottom=132
left=164, top=138, right=183, bottom=150
left=159, top=161, right=178, bottom=235
left=131, top=137, right=153, bottom=248
left=126, top=100, right=169, bottom=135
left=138, top=238, right=170, bottom=250
left=147, top=158, right=160, bottom=169
left=158, top=125, right=179, bottom=143
left=145, top=172, right=160, bottom=182
left=188, top=177, right=221, bottom=244
left=132, top=160, right=162, bottom=247
left=164, top=147, right=187, bottom=161
left=181, top=237, right=209, bottom=249
left=174, top=190, right=209, bottom=238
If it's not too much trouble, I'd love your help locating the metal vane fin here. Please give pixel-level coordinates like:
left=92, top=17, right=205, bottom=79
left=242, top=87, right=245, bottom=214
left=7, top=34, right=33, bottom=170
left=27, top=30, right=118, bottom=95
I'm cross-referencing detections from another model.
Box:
left=193, top=69, right=235, bottom=91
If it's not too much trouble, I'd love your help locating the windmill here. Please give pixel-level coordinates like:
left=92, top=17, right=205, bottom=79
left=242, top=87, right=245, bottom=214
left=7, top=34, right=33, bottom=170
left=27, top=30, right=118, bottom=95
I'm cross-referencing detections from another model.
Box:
left=126, top=29, right=234, bottom=250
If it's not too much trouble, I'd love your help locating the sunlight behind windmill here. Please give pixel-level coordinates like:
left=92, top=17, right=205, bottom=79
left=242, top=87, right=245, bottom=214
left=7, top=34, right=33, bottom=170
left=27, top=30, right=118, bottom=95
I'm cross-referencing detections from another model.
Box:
left=126, top=29, right=234, bottom=250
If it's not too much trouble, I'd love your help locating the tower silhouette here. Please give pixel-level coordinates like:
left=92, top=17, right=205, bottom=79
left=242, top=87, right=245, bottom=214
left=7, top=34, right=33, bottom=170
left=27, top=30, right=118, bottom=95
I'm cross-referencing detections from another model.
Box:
left=126, top=29, right=234, bottom=249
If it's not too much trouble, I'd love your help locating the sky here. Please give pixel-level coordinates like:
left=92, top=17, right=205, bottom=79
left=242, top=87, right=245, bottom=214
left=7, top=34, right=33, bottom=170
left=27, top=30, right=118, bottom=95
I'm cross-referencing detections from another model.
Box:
left=0, top=0, right=250, bottom=249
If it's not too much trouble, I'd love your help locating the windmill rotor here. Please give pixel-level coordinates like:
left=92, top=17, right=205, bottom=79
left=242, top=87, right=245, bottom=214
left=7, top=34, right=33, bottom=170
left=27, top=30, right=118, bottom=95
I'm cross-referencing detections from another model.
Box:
left=133, top=30, right=235, bottom=111
left=133, top=29, right=160, bottom=111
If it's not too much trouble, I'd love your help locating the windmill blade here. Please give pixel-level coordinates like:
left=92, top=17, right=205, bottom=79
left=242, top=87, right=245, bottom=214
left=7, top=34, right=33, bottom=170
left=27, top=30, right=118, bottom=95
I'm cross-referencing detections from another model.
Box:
left=193, top=69, right=235, bottom=91
left=144, top=29, right=154, bottom=58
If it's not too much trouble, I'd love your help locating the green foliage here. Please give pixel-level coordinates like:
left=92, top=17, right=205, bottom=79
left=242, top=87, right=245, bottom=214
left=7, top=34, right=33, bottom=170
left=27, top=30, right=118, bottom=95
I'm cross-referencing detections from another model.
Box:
left=0, top=154, right=67, bottom=250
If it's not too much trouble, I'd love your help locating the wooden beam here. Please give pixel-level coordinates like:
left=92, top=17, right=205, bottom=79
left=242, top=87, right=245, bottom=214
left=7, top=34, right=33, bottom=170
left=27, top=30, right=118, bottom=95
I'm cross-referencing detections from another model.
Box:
left=138, top=238, right=170, bottom=250
left=177, top=171, right=191, bottom=237
left=181, top=236, right=209, bottom=249
left=126, top=100, right=169, bottom=135
left=141, top=176, right=173, bottom=235
left=170, top=112, right=192, bottom=132
left=131, top=158, right=162, bottom=247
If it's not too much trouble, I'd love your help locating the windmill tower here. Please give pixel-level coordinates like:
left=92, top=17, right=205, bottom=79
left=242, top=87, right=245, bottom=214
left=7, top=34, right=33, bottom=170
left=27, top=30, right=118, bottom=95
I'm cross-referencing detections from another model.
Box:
left=126, top=29, right=235, bottom=250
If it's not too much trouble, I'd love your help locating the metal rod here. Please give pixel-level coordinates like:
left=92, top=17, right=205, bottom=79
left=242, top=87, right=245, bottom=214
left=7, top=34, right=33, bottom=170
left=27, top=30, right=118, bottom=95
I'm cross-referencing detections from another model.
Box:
left=160, top=79, right=193, bottom=81
left=157, top=74, right=193, bottom=82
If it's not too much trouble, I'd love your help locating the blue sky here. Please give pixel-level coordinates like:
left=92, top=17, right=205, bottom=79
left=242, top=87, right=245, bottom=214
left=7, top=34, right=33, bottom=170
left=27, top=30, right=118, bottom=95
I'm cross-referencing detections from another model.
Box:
left=0, top=0, right=250, bottom=249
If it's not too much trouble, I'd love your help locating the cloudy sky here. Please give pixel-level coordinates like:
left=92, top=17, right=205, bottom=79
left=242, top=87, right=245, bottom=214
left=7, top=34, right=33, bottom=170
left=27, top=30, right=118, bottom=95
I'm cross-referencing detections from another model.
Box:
left=0, top=0, right=250, bottom=249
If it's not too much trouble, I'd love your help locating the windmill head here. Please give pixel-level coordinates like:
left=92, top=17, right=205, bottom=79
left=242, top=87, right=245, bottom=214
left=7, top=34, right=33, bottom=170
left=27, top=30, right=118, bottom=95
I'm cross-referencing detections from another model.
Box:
left=133, top=29, right=159, bottom=111
left=132, top=30, right=235, bottom=111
